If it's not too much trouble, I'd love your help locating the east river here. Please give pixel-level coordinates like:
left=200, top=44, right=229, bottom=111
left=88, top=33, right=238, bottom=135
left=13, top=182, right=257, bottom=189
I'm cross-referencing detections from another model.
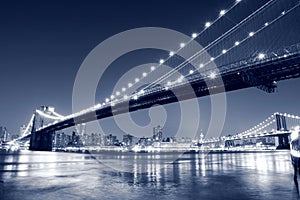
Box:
left=0, top=150, right=299, bottom=200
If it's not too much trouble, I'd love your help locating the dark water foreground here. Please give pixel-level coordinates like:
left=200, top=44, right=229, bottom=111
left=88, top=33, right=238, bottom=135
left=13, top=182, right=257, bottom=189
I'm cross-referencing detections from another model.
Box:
left=0, top=150, right=298, bottom=200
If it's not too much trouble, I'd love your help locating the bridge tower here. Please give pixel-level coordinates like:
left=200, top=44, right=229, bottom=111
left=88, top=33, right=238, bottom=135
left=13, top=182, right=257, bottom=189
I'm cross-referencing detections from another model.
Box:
left=275, top=114, right=289, bottom=149
left=29, top=106, right=56, bottom=151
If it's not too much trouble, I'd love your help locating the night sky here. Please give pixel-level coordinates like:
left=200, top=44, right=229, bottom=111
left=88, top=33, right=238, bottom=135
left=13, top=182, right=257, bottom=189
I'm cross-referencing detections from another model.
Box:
left=0, top=0, right=300, bottom=138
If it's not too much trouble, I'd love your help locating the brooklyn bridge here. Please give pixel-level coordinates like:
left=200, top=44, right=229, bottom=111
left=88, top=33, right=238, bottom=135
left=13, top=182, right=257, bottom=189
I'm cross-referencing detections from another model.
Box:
left=8, top=0, right=300, bottom=151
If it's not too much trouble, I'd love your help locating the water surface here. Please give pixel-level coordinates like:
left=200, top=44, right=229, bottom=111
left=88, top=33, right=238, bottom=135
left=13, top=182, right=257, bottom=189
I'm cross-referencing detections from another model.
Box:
left=0, top=150, right=298, bottom=200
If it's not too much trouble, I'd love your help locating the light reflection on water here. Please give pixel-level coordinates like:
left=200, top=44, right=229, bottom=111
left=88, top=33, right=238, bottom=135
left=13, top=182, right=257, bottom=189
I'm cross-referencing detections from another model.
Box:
left=0, top=150, right=298, bottom=200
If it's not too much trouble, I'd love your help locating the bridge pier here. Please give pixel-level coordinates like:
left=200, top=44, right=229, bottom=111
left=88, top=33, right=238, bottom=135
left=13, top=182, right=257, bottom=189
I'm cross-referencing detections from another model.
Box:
left=277, top=135, right=290, bottom=150
left=275, top=114, right=290, bottom=150
left=225, top=140, right=234, bottom=148
left=29, top=130, right=54, bottom=151
left=28, top=107, right=56, bottom=151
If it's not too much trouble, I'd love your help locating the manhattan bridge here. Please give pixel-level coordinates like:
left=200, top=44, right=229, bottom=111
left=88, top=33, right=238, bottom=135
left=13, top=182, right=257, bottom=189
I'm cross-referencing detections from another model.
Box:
left=9, top=0, right=300, bottom=151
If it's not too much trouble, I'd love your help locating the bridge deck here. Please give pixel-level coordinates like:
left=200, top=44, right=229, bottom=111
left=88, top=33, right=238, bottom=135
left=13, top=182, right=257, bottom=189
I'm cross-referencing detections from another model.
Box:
left=35, top=52, right=300, bottom=134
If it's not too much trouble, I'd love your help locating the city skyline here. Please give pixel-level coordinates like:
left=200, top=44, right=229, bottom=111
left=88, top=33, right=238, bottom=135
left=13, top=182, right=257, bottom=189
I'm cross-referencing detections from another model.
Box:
left=0, top=0, right=300, bottom=138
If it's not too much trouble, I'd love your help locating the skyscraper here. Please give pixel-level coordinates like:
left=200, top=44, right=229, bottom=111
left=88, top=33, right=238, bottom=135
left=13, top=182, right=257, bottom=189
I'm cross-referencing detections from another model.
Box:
left=123, top=134, right=134, bottom=146
left=0, top=126, right=10, bottom=142
left=153, top=125, right=163, bottom=142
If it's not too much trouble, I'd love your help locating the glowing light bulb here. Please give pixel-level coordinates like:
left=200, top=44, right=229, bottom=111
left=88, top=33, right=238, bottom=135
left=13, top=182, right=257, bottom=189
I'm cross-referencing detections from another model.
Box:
left=220, top=10, right=226, bottom=16
left=159, top=59, right=164, bottom=64
left=192, top=33, right=197, bottom=38
left=128, top=83, right=133, bottom=88
left=249, top=32, right=254, bottom=37
left=180, top=43, right=185, bottom=48
left=116, top=91, right=120, bottom=96
left=133, top=95, right=138, bottom=100
left=150, top=66, right=156, bottom=71
left=169, top=51, right=174, bottom=56
left=235, top=41, right=240, bottom=46
left=258, top=53, right=265, bottom=60
left=209, top=72, right=216, bottom=79
left=199, top=63, right=204, bottom=68
left=142, top=72, right=147, bottom=77
left=135, top=78, right=140, bottom=83
left=222, top=49, right=227, bottom=54
left=205, top=22, right=211, bottom=28
left=189, top=70, right=194, bottom=74
left=122, top=87, right=126, bottom=92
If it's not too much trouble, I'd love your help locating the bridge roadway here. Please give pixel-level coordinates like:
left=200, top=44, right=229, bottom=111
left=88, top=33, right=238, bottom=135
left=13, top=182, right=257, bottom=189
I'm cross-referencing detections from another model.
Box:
left=34, top=51, right=300, bottom=135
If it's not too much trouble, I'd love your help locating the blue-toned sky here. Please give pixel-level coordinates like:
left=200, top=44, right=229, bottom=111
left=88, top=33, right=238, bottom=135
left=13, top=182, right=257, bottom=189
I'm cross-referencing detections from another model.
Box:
left=0, top=0, right=300, bottom=138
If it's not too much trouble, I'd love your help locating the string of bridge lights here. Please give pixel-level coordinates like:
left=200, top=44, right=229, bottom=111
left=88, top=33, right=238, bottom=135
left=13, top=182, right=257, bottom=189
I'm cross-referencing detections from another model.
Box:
left=188, top=4, right=299, bottom=82
left=102, top=0, right=286, bottom=107
left=167, top=4, right=275, bottom=82
left=181, top=111, right=300, bottom=142
left=163, top=1, right=299, bottom=90
left=243, top=119, right=276, bottom=136
left=64, top=0, right=298, bottom=122
left=144, top=0, right=277, bottom=91
left=239, top=112, right=300, bottom=137
left=238, top=113, right=277, bottom=136
left=97, top=0, right=244, bottom=107
left=277, top=112, right=300, bottom=120
left=35, top=0, right=244, bottom=128
left=146, top=1, right=296, bottom=98
left=137, top=5, right=244, bottom=90
left=33, top=1, right=300, bottom=132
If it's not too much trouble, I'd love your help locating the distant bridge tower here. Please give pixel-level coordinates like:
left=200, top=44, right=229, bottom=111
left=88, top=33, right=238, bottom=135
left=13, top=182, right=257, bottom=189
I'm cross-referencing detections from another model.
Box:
left=275, top=114, right=289, bottom=149
left=29, top=106, right=58, bottom=151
